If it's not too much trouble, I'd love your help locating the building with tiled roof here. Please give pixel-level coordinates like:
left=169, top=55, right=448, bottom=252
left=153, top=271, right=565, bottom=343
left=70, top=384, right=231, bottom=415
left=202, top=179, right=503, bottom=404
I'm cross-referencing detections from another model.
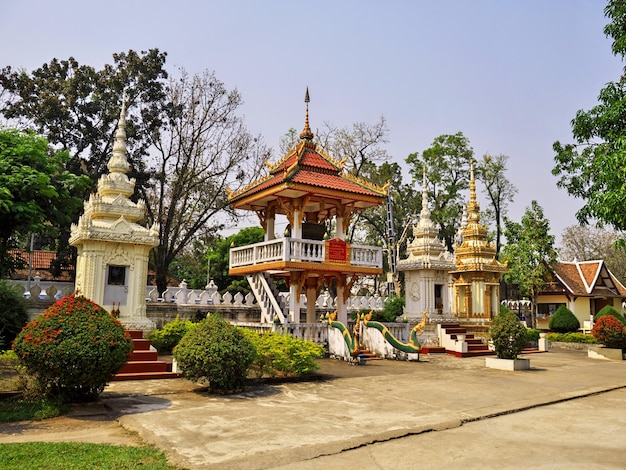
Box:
left=228, top=89, right=387, bottom=325
left=9, top=249, right=73, bottom=281
left=536, top=259, right=626, bottom=329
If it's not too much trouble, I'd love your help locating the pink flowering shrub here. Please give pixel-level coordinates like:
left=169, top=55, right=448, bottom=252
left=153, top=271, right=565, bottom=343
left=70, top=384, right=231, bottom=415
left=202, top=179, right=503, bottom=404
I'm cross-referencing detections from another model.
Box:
left=13, top=293, right=133, bottom=402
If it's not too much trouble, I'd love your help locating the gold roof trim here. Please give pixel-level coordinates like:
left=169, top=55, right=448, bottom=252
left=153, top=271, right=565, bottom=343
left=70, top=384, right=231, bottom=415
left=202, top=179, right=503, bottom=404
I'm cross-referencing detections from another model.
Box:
left=227, top=172, right=273, bottom=201
left=316, top=146, right=346, bottom=171
left=342, top=172, right=388, bottom=196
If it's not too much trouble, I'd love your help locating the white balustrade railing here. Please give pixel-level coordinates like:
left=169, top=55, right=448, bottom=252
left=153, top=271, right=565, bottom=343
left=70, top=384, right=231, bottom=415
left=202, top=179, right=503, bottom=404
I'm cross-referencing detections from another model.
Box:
left=350, top=244, right=383, bottom=266
left=230, top=237, right=382, bottom=269
left=145, top=284, right=386, bottom=312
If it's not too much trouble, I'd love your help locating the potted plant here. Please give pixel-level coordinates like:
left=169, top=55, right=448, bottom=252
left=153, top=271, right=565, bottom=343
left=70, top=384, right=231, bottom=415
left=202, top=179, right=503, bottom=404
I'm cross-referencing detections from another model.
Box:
left=486, top=309, right=530, bottom=371
left=588, top=315, right=626, bottom=360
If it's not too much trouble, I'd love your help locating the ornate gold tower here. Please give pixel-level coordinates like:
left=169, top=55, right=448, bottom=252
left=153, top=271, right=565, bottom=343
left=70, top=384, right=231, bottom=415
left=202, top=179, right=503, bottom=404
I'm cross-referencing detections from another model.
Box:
left=450, top=160, right=506, bottom=331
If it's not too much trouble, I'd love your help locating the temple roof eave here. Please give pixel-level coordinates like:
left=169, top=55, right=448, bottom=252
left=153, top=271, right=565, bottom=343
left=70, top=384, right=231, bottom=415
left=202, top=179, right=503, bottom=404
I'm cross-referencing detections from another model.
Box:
left=230, top=181, right=385, bottom=213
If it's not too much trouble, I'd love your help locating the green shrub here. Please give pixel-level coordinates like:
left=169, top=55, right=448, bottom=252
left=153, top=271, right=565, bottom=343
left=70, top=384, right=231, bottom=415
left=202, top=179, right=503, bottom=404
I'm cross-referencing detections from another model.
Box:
left=489, top=310, right=529, bottom=359
left=148, top=316, right=196, bottom=354
left=546, top=332, right=598, bottom=343
left=173, top=315, right=255, bottom=393
left=243, top=330, right=325, bottom=378
left=594, top=305, right=626, bottom=325
left=548, top=305, right=580, bottom=333
left=0, top=281, right=29, bottom=350
left=12, top=294, right=133, bottom=403
left=382, top=296, right=405, bottom=322
left=592, top=315, right=626, bottom=349
left=525, top=328, right=541, bottom=342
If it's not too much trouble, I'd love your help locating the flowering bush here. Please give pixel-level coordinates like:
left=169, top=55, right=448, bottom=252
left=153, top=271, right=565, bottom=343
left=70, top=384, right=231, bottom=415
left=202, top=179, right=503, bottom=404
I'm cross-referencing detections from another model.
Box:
left=173, top=314, right=255, bottom=393
left=591, top=315, right=626, bottom=349
left=594, top=305, right=626, bottom=325
left=12, top=293, right=133, bottom=402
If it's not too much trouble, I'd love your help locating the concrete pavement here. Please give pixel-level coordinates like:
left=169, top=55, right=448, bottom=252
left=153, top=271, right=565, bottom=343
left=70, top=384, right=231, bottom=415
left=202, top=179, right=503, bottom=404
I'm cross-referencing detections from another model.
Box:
left=106, top=349, right=626, bottom=469
left=2, top=348, right=626, bottom=469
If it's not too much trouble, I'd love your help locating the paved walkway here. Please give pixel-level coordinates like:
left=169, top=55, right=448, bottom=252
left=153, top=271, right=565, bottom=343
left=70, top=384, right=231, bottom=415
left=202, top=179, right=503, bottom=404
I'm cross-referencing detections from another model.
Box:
left=2, top=349, right=626, bottom=469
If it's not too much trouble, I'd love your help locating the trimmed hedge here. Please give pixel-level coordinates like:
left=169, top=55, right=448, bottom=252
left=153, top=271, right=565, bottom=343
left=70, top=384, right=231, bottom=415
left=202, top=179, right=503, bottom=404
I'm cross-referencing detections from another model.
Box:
left=546, top=332, right=598, bottom=344
left=548, top=306, right=580, bottom=333
left=148, top=316, right=196, bottom=354
left=242, top=330, right=325, bottom=378
left=0, top=281, right=29, bottom=350
left=173, top=315, right=255, bottom=393
left=594, top=305, right=626, bottom=325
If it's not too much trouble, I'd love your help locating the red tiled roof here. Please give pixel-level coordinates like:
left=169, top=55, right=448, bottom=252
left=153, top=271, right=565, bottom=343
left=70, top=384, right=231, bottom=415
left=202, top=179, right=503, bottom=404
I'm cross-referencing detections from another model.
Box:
left=229, top=139, right=385, bottom=206
left=10, top=249, right=57, bottom=270
left=9, top=249, right=74, bottom=281
left=550, top=260, right=626, bottom=297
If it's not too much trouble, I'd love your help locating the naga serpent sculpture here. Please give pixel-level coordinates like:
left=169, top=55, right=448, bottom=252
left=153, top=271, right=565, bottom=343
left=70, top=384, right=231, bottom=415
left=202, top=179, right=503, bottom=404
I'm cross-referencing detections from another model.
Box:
left=328, top=310, right=427, bottom=358
left=362, top=310, right=426, bottom=354
left=328, top=311, right=360, bottom=358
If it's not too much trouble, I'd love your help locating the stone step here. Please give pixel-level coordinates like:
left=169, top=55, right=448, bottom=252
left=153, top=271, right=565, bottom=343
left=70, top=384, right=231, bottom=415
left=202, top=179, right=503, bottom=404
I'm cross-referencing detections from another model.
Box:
left=112, top=371, right=181, bottom=381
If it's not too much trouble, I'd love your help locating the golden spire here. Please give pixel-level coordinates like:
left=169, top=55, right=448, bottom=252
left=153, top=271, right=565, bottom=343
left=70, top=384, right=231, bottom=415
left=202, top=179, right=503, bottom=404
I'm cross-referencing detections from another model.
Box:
left=299, top=87, right=314, bottom=141
left=467, top=158, right=480, bottom=224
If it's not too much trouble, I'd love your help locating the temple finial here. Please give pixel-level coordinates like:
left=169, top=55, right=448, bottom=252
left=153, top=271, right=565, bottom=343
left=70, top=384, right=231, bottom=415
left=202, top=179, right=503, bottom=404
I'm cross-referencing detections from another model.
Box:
left=420, top=167, right=430, bottom=219
left=300, top=87, right=314, bottom=140
left=107, top=91, right=131, bottom=176
left=468, top=158, right=480, bottom=223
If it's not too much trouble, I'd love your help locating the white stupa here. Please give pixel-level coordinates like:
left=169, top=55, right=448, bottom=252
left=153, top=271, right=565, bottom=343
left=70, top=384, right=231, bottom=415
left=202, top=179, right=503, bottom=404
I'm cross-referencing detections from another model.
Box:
left=70, top=94, right=159, bottom=331
left=397, top=169, right=455, bottom=320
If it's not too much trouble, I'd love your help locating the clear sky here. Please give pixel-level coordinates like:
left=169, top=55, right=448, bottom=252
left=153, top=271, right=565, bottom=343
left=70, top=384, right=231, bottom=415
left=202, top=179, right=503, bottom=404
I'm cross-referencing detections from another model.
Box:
left=0, top=1, right=622, bottom=247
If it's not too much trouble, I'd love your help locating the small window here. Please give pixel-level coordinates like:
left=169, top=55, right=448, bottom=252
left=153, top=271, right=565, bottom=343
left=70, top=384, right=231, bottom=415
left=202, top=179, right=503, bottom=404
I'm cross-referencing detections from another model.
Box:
left=108, top=266, right=126, bottom=286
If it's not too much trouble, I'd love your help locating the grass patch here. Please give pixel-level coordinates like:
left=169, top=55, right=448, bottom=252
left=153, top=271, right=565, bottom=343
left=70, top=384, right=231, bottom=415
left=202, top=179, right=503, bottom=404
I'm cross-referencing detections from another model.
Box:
left=0, top=396, right=66, bottom=422
left=0, top=442, right=175, bottom=469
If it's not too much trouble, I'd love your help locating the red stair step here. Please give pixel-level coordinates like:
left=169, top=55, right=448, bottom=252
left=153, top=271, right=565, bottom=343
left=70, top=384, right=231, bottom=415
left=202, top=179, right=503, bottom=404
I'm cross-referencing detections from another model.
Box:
left=129, top=350, right=159, bottom=361
left=117, top=361, right=169, bottom=374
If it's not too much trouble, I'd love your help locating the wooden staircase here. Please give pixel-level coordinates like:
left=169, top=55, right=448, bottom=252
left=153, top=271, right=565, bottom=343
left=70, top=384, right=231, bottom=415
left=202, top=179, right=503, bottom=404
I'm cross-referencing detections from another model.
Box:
left=440, top=323, right=494, bottom=358
left=113, top=330, right=180, bottom=381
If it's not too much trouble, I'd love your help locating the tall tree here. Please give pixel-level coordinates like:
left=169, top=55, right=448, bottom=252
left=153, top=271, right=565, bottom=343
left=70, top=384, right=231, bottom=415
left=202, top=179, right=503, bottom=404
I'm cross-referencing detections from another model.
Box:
left=406, top=132, right=473, bottom=250
left=207, top=226, right=265, bottom=294
left=0, top=49, right=169, bottom=270
left=475, top=153, right=517, bottom=255
left=500, top=200, right=557, bottom=328
left=559, top=225, right=626, bottom=284
left=552, top=2, right=626, bottom=234
left=0, top=129, right=90, bottom=277
left=145, top=69, right=268, bottom=293
left=317, top=116, right=389, bottom=177
left=0, top=49, right=168, bottom=186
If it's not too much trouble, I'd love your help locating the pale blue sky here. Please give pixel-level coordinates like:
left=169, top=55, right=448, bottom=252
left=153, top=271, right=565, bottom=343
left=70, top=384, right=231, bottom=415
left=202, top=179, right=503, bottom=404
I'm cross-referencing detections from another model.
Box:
left=0, top=1, right=622, bottom=246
